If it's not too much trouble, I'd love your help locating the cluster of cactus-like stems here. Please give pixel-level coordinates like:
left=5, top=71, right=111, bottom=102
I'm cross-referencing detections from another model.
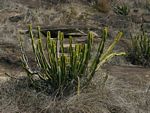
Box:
left=19, top=25, right=125, bottom=93
left=129, top=33, right=150, bottom=66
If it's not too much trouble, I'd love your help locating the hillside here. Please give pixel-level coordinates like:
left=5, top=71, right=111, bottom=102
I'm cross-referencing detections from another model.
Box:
left=0, top=0, right=150, bottom=113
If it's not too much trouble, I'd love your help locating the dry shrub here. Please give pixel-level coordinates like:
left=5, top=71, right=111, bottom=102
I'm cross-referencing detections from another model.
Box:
left=96, top=0, right=111, bottom=13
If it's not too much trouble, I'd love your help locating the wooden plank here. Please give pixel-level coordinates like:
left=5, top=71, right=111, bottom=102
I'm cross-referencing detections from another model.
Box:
left=19, top=25, right=98, bottom=38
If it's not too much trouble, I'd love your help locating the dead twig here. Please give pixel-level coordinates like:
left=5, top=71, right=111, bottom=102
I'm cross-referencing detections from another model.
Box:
left=4, top=73, right=17, bottom=79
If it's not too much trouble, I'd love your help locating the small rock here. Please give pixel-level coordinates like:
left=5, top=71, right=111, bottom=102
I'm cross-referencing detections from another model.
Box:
left=131, top=15, right=142, bottom=23
left=142, top=23, right=150, bottom=33
left=9, top=15, right=24, bottom=22
left=145, top=75, right=149, bottom=78
left=0, top=76, right=10, bottom=83
left=142, top=14, right=150, bottom=23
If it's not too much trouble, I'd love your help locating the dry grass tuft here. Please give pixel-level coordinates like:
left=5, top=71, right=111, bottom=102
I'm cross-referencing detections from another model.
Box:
left=0, top=72, right=111, bottom=113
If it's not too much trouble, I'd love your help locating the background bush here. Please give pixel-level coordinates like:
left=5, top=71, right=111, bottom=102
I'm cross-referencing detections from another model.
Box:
left=127, top=33, right=150, bottom=66
left=114, top=3, right=130, bottom=16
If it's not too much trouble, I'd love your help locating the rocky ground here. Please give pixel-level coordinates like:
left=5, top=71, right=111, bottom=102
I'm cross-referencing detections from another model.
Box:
left=0, top=0, right=150, bottom=113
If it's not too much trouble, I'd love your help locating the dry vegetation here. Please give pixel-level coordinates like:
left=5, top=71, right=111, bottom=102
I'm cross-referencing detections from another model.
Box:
left=1, top=68, right=150, bottom=113
left=0, top=0, right=150, bottom=113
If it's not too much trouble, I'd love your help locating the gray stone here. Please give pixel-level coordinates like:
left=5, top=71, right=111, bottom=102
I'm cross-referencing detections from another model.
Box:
left=0, top=76, right=10, bottom=83
left=142, top=23, right=150, bottom=33
left=142, top=14, right=150, bottom=23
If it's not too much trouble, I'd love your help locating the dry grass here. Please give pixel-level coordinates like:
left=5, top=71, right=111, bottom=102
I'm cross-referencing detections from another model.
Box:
left=0, top=72, right=109, bottom=113
left=0, top=69, right=150, bottom=113
left=0, top=74, right=97, bottom=113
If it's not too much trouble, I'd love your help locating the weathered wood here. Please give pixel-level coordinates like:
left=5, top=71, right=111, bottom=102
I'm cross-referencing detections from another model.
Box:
left=20, top=25, right=98, bottom=38
left=40, top=25, right=98, bottom=38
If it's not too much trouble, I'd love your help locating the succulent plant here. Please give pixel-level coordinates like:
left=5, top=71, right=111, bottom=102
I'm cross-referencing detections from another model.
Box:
left=19, top=25, right=125, bottom=94
left=128, top=33, right=150, bottom=66
left=114, top=4, right=130, bottom=16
